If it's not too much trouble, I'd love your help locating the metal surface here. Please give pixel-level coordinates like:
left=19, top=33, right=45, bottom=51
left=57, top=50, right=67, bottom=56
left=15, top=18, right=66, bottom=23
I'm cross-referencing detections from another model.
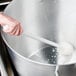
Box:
left=1, top=0, right=76, bottom=76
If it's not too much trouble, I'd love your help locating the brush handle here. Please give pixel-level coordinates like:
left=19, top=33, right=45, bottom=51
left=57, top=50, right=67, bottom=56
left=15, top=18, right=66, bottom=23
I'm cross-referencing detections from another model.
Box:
left=23, top=32, right=59, bottom=47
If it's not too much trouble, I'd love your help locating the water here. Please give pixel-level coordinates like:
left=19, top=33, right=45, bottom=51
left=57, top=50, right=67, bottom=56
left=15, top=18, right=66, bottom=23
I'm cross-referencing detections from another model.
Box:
left=28, top=46, right=57, bottom=64
left=28, top=44, right=75, bottom=76
left=28, top=46, right=59, bottom=76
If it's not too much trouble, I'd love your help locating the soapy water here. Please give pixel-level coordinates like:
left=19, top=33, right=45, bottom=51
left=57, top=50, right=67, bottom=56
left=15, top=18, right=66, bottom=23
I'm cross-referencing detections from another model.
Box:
left=28, top=42, right=74, bottom=65
left=28, top=46, right=57, bottom=64
left=28, top=46, right=59, bottom=76
left=28, top=42, right=75, bottom=76
left=57, top=42, right=74, bottom=64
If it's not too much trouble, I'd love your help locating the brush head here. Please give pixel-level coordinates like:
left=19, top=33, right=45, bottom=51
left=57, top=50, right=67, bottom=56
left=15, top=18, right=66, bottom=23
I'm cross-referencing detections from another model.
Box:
left=0, top=0, right=12, bottom=11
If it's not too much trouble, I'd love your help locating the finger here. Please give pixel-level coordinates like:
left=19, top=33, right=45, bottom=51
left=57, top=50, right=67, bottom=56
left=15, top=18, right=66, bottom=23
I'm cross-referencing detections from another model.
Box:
left=2, top=24, right=16, bottom=33
left=9, top=22, right=21, bottom=34
left=17, top=25, right=21, bottom=36
left=2, top=24, right=22, bottom=36
left=18, top=24, right=23, bottom=35
left=9, top=25, right=18, bottom=35
left=14, top=24, right=20, bottom=36
left=2, top=22, right=20, bottom=35
left=5, top=27, right=17, bottom=35
left=8, top=24, right=17, bottom=33
left=14, top=24, right=23, bottom=36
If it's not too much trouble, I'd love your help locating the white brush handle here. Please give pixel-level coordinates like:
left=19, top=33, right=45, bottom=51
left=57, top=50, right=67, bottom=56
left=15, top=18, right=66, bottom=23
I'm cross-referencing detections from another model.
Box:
left=23, top=33, right=59, bottom=48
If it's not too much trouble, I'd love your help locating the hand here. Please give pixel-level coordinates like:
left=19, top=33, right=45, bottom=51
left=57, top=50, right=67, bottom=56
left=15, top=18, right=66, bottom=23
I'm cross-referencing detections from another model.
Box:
left=0, top=12, right=23, bottom=36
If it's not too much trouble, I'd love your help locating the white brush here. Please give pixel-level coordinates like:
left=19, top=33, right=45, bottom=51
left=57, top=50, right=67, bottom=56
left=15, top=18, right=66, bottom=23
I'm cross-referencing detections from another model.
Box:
left=23, top=32, right=59, bottom=47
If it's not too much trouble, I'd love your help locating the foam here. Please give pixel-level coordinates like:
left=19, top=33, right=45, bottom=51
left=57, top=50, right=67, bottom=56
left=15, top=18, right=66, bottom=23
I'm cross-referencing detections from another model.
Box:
left=57, top=42, right=74, bottom=64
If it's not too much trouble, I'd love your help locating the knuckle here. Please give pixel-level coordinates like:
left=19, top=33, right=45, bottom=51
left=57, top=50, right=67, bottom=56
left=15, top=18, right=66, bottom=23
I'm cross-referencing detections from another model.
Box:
left=15, top=21, right=21, bottom=25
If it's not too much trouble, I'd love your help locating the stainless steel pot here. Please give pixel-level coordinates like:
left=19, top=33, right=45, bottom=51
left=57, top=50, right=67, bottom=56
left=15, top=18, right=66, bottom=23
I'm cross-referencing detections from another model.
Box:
left=2, top=0, right=76, bottom=76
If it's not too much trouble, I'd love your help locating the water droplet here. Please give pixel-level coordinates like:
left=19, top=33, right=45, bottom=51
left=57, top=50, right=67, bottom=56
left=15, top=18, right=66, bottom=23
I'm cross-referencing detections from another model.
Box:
left=52, top=49, right=56, bottom=52
left=51, top=56, right=54, bottom=57
left=48, top=59, right=50, bottom=61
left=54, top=55, right=57, bottom=58
left=53, top=61, right=56, bottom=64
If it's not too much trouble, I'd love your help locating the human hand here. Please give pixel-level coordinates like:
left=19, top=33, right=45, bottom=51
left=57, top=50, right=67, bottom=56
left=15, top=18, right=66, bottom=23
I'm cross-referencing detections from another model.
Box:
left=0, top=12, right=23, bottom=36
